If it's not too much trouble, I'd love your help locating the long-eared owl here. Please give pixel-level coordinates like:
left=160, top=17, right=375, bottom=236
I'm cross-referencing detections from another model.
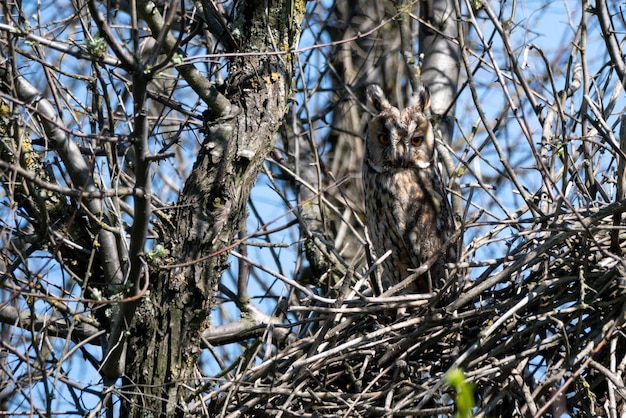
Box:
left=362, top=84, right=455, bottom=294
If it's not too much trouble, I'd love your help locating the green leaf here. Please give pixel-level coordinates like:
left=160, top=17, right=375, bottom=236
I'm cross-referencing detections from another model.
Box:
left=445, top=368, right=476, bottom=418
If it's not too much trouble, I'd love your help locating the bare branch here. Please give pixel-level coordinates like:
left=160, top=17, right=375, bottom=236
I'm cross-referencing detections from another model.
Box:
left=0, top=303, right=102, bottom=343
left=136, top=0, right=231, bottom=116
left=595, top=0, right=626, bottom=88
left=0, top=66, right=123, bottom=288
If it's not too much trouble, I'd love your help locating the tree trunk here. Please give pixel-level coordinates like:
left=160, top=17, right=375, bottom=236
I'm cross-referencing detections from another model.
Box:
left=419, top=0, right=460, bottom=146
left=121, top=2, right=303, bottom=415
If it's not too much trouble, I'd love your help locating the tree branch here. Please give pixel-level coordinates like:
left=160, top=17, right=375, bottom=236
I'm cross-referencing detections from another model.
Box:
left=137, top=0, right=231, bottom=116
left=595, top=0, right=626, bottom=88
left=87, top=0, right=138, bottom=71
left=100, top=73, right=152, bottom=381
left=0, top=66, right=123, bottom=289
left=0, top=303, right=102, bottom=344
left=201, top=304, right=291, bottom=346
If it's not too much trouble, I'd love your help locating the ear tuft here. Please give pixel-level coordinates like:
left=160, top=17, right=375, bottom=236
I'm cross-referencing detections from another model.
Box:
left=366, top=84, right=388, bottom=113
left=417, top=86, right=431, bottom=111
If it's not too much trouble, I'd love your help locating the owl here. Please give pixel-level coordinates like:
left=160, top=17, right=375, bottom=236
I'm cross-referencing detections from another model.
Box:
left=362, top=84, right=455, bottom=294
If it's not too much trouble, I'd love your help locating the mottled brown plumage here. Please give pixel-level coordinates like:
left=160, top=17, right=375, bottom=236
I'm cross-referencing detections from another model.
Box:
left=362, top=85, right=455, bottom=293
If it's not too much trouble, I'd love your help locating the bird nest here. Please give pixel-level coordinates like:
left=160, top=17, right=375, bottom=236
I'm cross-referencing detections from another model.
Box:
left=209, top=197, right=626, bottom=417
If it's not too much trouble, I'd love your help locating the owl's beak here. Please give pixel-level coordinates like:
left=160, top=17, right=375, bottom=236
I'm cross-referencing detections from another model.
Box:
left=395, top=142, right=411, bottom=167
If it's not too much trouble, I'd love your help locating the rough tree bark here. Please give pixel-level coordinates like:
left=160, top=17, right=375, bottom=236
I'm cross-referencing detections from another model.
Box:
left=118, top=2, right=304, bottom=416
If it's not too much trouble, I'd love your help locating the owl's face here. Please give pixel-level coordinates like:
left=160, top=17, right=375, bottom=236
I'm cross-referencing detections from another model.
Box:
left=364, top=85, right=434, bottom=173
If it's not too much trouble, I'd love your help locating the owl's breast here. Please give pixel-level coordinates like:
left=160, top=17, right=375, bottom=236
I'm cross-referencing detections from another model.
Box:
left=362, top=164, right=453, bottom=292
left=369, top=168, right=434, bottom=230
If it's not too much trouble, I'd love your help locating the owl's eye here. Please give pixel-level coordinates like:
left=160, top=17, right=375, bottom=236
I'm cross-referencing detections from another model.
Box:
left=378, top=133, right=391, bottom=145
left=411, top=133, right=424, bottom=146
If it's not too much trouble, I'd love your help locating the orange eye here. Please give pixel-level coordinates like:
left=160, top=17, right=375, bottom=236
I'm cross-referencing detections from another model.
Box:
left=378, top=133, right=391, bottom=145
left=411, top=134, right=424, bottom=146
